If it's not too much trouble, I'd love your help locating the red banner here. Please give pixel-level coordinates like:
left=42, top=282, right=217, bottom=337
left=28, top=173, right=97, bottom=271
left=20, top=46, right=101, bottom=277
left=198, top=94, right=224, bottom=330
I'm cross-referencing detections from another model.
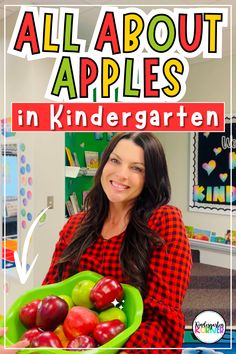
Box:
left=12, top=102, right=225, bottom=132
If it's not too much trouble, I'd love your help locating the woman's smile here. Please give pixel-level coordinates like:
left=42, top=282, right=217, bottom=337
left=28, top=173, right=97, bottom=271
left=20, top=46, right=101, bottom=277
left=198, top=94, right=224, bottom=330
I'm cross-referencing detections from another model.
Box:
left=110, top=180, right=130, bottom=191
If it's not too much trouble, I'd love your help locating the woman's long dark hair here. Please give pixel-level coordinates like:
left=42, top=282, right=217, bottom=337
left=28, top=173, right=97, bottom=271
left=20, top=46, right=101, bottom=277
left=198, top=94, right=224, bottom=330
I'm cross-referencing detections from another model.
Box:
left=58, top=133, right=171, bottom=296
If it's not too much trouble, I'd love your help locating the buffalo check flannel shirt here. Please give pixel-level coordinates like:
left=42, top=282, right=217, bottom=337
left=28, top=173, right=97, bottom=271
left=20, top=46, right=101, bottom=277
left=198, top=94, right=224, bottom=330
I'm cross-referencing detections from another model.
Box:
left=42, top=205, right=192, bottom=353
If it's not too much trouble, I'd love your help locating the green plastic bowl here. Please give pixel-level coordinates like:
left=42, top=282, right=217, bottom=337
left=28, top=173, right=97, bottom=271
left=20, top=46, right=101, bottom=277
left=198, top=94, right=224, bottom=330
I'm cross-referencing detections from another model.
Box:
left=0, top=271, right=143, bottom=353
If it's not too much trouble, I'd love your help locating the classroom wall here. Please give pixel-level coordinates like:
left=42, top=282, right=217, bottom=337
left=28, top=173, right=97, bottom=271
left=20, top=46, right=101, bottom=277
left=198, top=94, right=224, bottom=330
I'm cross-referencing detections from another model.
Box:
left=0, top=9, right=235, bottom=313
left=156, top=56, right=236, bottom=269
left=0, top=13, right=66, bottom=312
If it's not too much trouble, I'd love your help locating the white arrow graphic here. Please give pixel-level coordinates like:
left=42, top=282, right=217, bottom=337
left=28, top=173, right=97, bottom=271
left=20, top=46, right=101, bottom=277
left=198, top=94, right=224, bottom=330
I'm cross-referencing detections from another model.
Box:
left=14, top=207, right=49, bottom=284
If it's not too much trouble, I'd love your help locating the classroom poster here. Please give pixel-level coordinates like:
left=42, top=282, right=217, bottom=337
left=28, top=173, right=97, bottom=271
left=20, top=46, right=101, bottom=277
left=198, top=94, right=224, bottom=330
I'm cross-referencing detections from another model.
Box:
left=190, top=117, right=236, bottom=214
left=1, top=1, right=235, bottom=353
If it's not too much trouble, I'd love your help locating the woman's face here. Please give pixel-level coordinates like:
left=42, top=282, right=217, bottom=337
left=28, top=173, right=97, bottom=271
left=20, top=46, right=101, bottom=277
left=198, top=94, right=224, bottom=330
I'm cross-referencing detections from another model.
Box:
left=101, top=139, right=145, bottom=208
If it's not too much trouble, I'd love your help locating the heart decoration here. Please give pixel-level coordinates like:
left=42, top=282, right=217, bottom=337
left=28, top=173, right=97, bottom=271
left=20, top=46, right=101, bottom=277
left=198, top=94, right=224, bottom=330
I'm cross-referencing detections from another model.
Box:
left=202, top=160, right=216, bottom=175
left=213, top=147, right=222, bottom=156
left=219, top=173, right=228, bottom=182
left=203, top=133, right=210, bottom=138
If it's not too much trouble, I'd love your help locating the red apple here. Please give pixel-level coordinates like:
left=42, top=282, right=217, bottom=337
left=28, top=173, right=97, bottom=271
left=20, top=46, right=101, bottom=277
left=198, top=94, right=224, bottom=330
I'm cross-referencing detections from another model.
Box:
left=93, top=319, right=125, bottom=345
left=63, top=306, right=99, bottom=339
left=90, top=276, right=124, bottom=310
left=21, top=327, right=43, bottom=344
left=36, top=295, right=68, bottom=331
left=19, top=299, right=41, bottom=328
left=67, top=335, right=97, bottom=350
left=30, top=331, right=63, bottom=348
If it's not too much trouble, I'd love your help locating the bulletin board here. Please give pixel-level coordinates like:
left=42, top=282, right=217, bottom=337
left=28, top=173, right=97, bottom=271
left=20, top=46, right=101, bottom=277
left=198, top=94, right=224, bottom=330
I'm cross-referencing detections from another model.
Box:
left=189, top=116, right=236, bottom=215
left=65, top=132, right=114, bottom=210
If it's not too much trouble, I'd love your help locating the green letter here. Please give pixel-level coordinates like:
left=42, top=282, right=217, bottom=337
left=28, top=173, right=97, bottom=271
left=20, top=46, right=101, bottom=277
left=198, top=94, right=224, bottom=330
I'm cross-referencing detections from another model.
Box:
left=124, top=58, right=140, bottom=97
left=148, top=14, right=175, bottom=52
left=51, top=57, right=77, bottom=99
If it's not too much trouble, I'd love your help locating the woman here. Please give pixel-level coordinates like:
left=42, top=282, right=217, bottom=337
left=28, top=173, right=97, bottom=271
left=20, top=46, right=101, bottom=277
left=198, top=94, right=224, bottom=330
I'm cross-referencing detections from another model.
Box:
left=43, top=132, right=192, bottom=353
left=1, top=132, right=192, bottom=353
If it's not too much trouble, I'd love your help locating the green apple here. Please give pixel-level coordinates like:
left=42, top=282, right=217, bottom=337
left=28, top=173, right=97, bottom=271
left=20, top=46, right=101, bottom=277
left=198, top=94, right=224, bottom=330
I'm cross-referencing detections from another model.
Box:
left=58, top=294, right=74, bottom=310
left=98, top=307, right=127, bottom=325
left=71, top=279, right=96, bottom=308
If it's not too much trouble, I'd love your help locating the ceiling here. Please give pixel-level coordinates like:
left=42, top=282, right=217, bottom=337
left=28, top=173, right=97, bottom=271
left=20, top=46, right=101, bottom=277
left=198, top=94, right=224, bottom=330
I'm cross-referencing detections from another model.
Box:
left=1, top=0, right=235, bottom=19
left=1, top=0, right=235, bottom=58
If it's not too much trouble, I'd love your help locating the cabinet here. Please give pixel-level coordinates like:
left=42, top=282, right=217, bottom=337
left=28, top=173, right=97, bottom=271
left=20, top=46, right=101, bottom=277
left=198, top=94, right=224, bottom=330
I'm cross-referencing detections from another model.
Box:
left=3, top=216, right=17, bottom=237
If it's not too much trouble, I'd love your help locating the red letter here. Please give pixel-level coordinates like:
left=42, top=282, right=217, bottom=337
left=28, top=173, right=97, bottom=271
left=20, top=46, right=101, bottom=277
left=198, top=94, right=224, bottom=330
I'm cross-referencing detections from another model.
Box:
left=14, top=12, right=40, bottom=54
left=80, top=58, right=98, bottom=98
left=144, top=58, right=159, bottom=97
left=179, top=14, right=203, bottom=53
left=94, top=12, right=120, bottom=54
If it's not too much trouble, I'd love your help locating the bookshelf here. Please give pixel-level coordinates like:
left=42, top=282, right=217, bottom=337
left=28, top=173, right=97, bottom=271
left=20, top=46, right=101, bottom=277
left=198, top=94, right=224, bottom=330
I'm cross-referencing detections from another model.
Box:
left=65, top=132, right=113, bottom=212
left=190, top=239, right=236, bottom=253
left=65, top=166, right=97, bottom=178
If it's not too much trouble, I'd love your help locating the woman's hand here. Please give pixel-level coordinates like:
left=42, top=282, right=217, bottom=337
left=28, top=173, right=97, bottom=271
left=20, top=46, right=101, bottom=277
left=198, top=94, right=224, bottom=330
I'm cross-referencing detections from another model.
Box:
left=0, top=328, right=29, bottom=354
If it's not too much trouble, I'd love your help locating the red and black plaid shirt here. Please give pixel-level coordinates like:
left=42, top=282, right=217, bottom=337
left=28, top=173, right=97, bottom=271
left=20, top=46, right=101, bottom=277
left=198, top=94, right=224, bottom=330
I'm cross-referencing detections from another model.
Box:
left=43, top=205, right=192, bottom=353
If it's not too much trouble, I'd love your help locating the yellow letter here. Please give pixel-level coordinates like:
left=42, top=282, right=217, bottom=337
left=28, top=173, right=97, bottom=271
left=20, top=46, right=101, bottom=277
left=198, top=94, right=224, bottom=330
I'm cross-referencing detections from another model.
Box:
left=102, top=58, right=120, bottom=97
left=163, top=58, right=184, bottom=97
left=43, top=14, right=59, bottom=52
left=123, top=13, right=144, bottom=52
left=204, top=13, right=223, bottom=53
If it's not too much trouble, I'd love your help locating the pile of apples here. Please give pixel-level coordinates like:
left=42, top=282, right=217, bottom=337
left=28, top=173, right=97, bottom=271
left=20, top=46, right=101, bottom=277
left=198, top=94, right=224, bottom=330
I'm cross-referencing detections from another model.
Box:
left=19, top=276, right=127, bottom=350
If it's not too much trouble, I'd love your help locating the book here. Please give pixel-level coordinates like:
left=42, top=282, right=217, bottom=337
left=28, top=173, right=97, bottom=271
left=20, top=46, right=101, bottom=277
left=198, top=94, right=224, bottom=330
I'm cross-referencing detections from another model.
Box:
left=65, top=147, right=75, bottom=166
left=5, top=198, right=17, bottom=217
left=65, top=200, right=75, bottom=216
left=84, top=151, right=99, bottom=168
left=193, top=228, right=212, bottom=242
left=73, top=152, right=80, bottom=167
left=185, top=226, right=194, bottom=239
left=232, top=231, right=236, bottom=246
left=70, top=192, right=80, bottom=213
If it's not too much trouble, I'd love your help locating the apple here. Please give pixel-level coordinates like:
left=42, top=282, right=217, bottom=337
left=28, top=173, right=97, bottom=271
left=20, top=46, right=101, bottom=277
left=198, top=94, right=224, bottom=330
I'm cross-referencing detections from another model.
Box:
left=19, top=299, right=41, bottom=328
left=63, top=306, right=99, bottom=339
left=67, top=335, right=97, bottom=350
left=71, top=280, right=95, bottom=308
left=58, top=294, right=74, bottom=310
left=93, top=319, right=125, bottom=345
left=36, top=295, right=69, bottom=331
left=99, top=307, right=127, bottom=325
left=21, top=327, right=42, bottom=344
left=90, top=276, right=124, bottom=310
left=30, top=331, right=63, bottom=348
left=54, top=325, right=70, bottom=348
